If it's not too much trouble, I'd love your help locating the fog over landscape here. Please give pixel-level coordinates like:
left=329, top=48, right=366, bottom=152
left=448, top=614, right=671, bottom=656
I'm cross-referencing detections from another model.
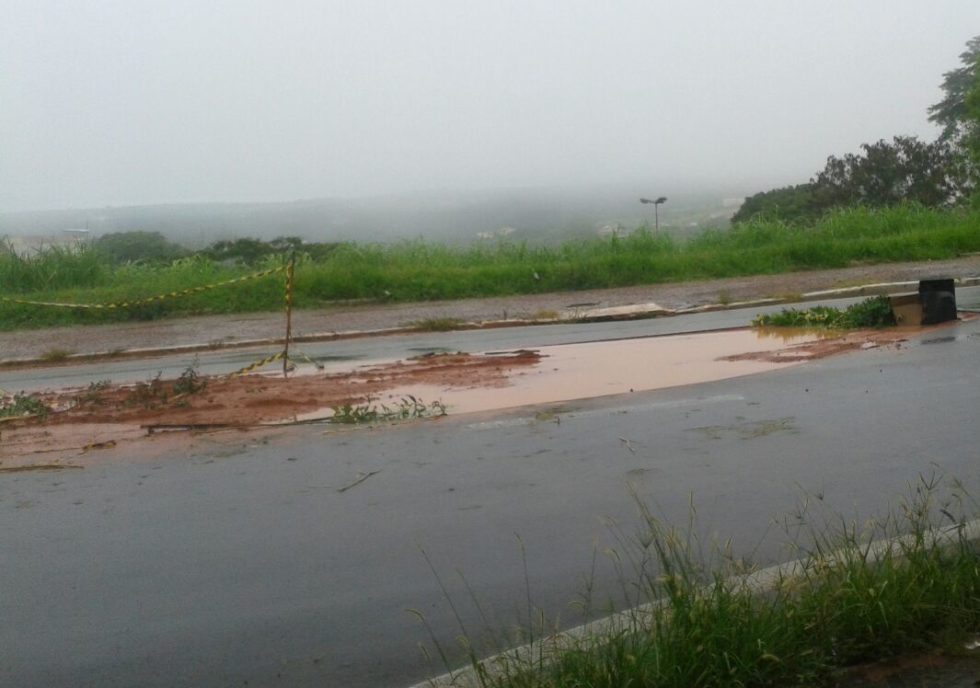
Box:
left=2, top=1, right=979, bottom=241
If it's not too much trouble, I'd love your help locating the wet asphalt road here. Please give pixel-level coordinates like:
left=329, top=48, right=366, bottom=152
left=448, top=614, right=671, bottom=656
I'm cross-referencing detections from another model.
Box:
left=4, top=286, right=979, bottom=393
left=1, top=307, right=979, bottom=687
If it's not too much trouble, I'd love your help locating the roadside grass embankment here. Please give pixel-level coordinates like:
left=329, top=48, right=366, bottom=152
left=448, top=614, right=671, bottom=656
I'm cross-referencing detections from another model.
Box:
left=417, top=476, right=980, bottom=688
left=2, top=205, right=979, bottom=331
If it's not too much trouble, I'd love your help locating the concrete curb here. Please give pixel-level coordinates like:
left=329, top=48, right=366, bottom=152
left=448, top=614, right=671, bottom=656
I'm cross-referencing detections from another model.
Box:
left=2, top=276, right=978, bottom=369
left=408, top=517, right=980, bottom=688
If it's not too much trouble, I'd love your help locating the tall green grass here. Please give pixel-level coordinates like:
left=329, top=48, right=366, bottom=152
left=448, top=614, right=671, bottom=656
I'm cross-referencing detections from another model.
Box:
left=0, top=239, right=110, bottom=293
left=420, top=476, right=980, bottom=688
left=2, top=205, right=979, bottom=331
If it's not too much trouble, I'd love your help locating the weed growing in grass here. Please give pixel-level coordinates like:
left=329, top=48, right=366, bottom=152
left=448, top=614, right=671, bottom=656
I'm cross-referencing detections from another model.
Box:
left=0, top=239, right=110, bottom=293
left=330, top=395, right=447, bottom=424
left=753, top=295, right=897, bottom=329
left=39, top=348, right=74, bottom=362
left=416, top=475, right=980, bottom=688
left=0, top=392, right=49, bottom=419
left=412, top=317, right=467, bottom=332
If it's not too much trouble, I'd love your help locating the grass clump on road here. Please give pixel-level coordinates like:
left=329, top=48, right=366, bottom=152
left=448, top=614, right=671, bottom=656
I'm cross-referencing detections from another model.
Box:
left=0, top=391, right=49, bottom=419
left=753, top=295, right=897, bottom=329
left=420, top=476, right=980, bottom=688
left=411, top=317, right=469, bottom=332
left=329, top=396, right=448, bottom=424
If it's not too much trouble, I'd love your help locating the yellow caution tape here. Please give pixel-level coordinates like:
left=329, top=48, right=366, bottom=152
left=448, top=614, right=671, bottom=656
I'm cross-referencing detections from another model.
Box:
left=229, top=351, right=285, bottom=377
left=0, top=265, right=286, bottom=310
left=285, top=258, right=295, bottom=309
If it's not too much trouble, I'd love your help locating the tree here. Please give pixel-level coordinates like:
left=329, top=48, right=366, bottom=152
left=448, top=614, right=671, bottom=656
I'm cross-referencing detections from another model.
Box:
left=94, top=231, right=188, bottom=265
left=964, top=58, right=980, bottom=206
left=928, top=35, right=980, bottom=143
left=203, top=236, right=340, bottom=264
left=811, top=136, right=970, bottom=209
left=733, top=137, right=969, bottom=224
left=730, top=184, right=820, bottom=224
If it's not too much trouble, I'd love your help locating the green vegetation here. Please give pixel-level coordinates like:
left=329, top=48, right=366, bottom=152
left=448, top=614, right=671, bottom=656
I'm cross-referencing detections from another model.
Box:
left=329, top=396, right=447, bottom=424
left=929, top=36, right=980, bottom=146
left=731, top=183, right=822, bottom=225
left=2, top=204, right=979, bottom=332
left=423, top=477, right=980, bottom=688
left=411, top=317, right=469, bottom=332
left=732, top=137, right=971, bottom=224
left=119, top=365, right=207, bottom=409
left=0, top=391, right=49, bottom=419
left=173, top=362, right=207, bottom=396
left=94, top=231, right=188, bottom=265
left=753, top=295, right=896, bottom=329
left=39, top=348, right=74, bottom=362
left=0, top=237, right=111, bottom=293
left=202, top=236, right=339, bottom=265
left=812, top=136, right=970, bottom=209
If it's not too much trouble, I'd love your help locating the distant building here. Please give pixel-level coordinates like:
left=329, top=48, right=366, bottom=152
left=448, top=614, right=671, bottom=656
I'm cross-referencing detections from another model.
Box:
left=476, top=226, right=518, bottom=240
left=596, top=224, right=626, bottom=238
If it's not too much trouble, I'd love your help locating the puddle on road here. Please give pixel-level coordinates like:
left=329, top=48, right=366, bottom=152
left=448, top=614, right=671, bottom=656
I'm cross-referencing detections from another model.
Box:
left=3, top=325, right=910, bottom=467
left=312, top=328, right=828, bottom=417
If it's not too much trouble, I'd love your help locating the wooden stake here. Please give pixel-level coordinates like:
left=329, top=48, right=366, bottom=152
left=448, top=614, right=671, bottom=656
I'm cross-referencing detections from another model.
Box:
left=283, top=251, right=295, bottom=378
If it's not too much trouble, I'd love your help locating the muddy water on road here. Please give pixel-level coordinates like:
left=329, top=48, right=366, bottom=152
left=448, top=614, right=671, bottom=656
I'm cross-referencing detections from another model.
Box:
left=316, top=328, right=829, bottom=416
left=4, top=326, right=907, bottom=467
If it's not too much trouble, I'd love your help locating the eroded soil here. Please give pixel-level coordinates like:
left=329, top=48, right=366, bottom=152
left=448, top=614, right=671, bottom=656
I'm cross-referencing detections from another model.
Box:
left=723, top=327, right=914, bottom=362
left=0, top=350, right=540, bottom=467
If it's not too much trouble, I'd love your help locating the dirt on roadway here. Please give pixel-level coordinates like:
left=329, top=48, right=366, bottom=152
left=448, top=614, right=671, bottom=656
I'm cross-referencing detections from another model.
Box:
left=0, top=351, right=541, bottom=468
left=0, top=319, right=942, bottom=471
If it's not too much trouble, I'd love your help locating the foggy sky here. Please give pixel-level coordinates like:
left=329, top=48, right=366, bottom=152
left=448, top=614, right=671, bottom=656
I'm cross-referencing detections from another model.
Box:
left=2, top=0, right=978, bottom=212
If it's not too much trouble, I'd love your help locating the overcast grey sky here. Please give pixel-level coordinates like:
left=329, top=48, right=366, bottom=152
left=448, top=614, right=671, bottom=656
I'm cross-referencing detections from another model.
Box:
left=2, top=1, right=978, bottom=212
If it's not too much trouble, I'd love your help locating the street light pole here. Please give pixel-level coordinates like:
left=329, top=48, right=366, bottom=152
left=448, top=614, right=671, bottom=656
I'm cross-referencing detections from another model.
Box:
left=639, top=196, right=668, bottom=232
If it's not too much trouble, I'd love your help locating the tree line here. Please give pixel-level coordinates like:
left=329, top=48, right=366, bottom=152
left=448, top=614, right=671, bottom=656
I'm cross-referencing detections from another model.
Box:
left=733, top=36, right=980, bottom=224
left=90, top=232, right=338, bottom=266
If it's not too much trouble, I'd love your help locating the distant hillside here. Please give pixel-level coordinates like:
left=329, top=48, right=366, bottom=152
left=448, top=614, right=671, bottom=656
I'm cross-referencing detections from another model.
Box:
left=0, top=186, right=745, bottom=247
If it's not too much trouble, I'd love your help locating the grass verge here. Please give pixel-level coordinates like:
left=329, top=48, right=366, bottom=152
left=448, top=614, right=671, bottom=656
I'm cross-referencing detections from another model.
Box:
left=2, top=204, right=979, bottom=331
left=416, top=476, right=980, bottom=688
